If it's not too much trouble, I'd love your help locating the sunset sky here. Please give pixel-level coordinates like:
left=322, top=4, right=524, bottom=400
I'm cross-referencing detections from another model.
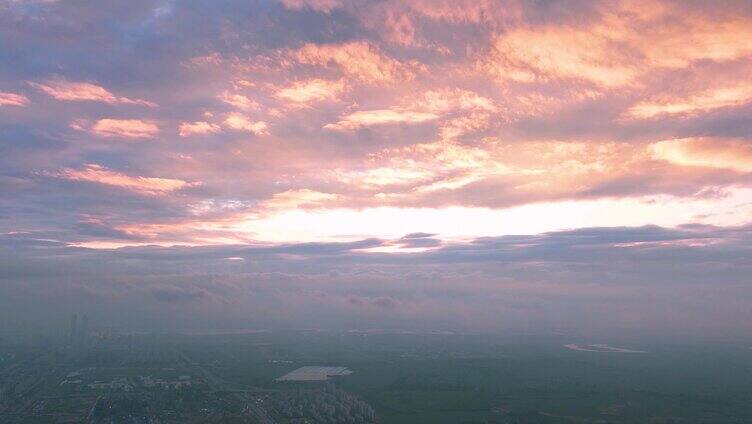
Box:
left=2, top=0, right=751, bottom=333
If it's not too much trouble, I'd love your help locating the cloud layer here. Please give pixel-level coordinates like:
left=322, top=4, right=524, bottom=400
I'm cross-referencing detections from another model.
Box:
left=2, top=224, right=752, bottom=335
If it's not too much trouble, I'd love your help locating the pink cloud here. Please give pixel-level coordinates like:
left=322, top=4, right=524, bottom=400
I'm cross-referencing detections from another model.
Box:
left=0, top=91, right=30, bottom=106
left=324, top=109, right=439, bottom=131
left=217, top=91, right=260, bottom=110
left=262, top=189, right=338, bottom=210
left=359, top=139, right=647, bottom=206
left=405, top=0, right=523, bottom=25
left=77, top=119, right=160, bottom=139
left=29, top=78, right=156, bottom=106
left=482, top=2, right=752, bottom=88
left=184, top=52, right=223, bottom=67
left=279, top=0, right=342, bottom=13
left=380, top=9, right=417, bottom=46
left=223, top=113, right=269, bottom=135
left=179, top=121, right=222, bottom=137
left=625, top=83, right=752, bottom=119
left=484, top=26, right=638, bottom=87
left=409, top=88, right=497, bottom=113
left=53, top=164, right=195, bottom=195
left=292, top=41, right=419, bottom=83
left=437, top=112, right=494, bottom=141
left=357, top=3, right=420, bottom=47
left=275, top=79, right=345, bottom=104
left=650, top=138, right=752, bottom=173
left=338, top=167, right=434, bottom=188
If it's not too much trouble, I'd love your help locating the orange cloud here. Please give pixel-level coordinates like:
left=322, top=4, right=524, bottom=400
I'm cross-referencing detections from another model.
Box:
left=218, top=91, right=260, bottom=110
left=109, top=212, right=259, bottom=245
left=224, top=113, right=269, bottom=135
left=438, top=112, right=494, bottom=141
left=54, top=164, right=194, bottom=195
left=29, top=78, right=156, bottom=106
left=483, top=3, right=752, bottom=87
left=179, top=121, right=222, bottom=137
left=338, top=167, right=435, bottom=188
left=344, top=140, right=501, bottom=200
left=78, top=119, right=159, bottom=139
left=650, top=138, right=752, bottom=173
left=275, top=79, right=345, bottom=104
left=405, top=0, right=523, bottom=25
left=380, top=9, right=417, bottom=46
left=184, top=52, right=224, bottom=67
left=410, top=88, right=497, bottom=113
left=485, top=26, right=638, bottom=87
left=640, top=18, right=752, bottom=69
left=324, top=109, right=439, bottom=131
left=362, top=138, right=647, bottom=204
left=0, top=92, right=30, bottom=106
left=626, top=83, right=752, bottom=119
left=292, top=41, right=419, bottom=83
left=262, top=189, right=338, bottom=210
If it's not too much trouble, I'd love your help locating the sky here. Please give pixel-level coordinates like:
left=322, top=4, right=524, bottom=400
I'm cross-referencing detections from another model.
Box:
left=1, top=0, right=752, bottom=335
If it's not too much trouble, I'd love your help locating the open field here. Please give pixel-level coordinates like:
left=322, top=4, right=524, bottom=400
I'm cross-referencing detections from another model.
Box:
left=167, top=331, right=752, bottom=423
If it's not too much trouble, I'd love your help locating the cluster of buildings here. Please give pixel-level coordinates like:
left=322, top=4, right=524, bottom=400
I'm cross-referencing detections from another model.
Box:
left=88, top=377, right=133, bottom=391
left=139, top=375, right=193, bottom=390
